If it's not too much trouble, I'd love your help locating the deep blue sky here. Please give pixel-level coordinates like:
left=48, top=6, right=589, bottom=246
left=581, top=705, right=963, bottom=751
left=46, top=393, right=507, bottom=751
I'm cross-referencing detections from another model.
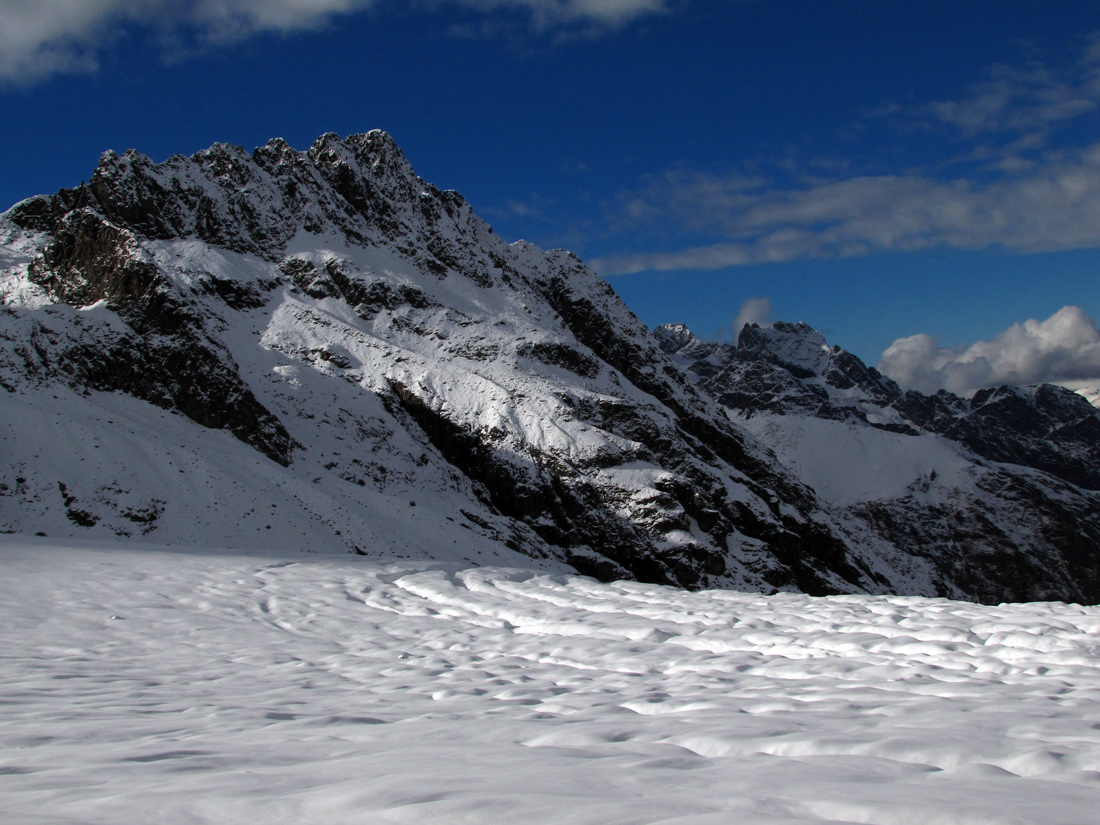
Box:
left=2, top=0, right=1099, bottom=392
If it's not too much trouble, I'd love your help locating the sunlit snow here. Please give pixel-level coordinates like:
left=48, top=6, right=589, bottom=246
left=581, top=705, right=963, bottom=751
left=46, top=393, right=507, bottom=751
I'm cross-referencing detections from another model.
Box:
left=2, top=537, right=1099, bottom=824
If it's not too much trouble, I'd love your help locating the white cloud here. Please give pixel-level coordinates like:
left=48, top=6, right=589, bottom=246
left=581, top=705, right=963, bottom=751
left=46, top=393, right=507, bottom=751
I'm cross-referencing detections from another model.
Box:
left=733, top=296, right=772, bottom=335
left=921, top=62, right=1096, bottom=144
left=869, top=36, right=1100, bottom=174
left=0, top=0, right=378, bottom=82
left=445, top=0, right=670, bottom=28
left=592, top=32, right=1100, bottom=277
left=592, top=142, right=1100, bottom=275
left=877, top=306, right=1100, bottom=396
left=0, top=0, right=672, bottom=83
left=191, top=0, right=373, bottom=42
left=0, top=0, right=150, bottom=82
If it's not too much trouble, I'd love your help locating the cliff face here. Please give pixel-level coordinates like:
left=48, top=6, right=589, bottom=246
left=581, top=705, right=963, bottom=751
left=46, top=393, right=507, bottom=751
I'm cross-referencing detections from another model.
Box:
left=659, top=321, right=1100, bottom=603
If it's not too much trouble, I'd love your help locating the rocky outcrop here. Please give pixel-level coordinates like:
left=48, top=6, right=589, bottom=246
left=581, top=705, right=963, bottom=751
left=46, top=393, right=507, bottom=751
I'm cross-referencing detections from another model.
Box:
left=896, top=384, right=1100, bottom=491
left=660, top=321, right=1100, bottom=489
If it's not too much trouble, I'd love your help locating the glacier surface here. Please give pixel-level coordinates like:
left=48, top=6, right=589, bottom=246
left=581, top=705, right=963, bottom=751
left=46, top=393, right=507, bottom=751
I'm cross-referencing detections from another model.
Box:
left=2, top=538, right=1098, bottom=824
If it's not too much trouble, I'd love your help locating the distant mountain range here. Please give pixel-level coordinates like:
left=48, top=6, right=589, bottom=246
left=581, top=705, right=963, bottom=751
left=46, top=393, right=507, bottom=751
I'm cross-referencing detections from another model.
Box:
left=2, top=131, right=1097, bottom=603
left=658, top=320, right=1100, bottom=603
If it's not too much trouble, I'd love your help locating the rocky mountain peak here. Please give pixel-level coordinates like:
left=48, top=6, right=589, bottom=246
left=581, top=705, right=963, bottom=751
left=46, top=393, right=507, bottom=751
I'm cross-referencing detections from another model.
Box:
left=943, top=383, right=1100, bottom=490
left=670, top=320, right=1100, bottom=492
left=970, top=382, right=1098, bottom=426
left=8, top=130, right=487, bottom=274
left=660, top=320, right=902, bottom=423
left=653, top=322, right=696, bottom=352
left=732, top=321, right=901, bottom=404
left=736, top=321, right=831, bottom=379
left=654, top=323, right=734, bottom=381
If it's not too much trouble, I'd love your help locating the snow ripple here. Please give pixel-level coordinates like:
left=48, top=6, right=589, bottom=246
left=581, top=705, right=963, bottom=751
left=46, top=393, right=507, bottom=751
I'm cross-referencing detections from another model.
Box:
left=2, top=538, right=1099, bottom=824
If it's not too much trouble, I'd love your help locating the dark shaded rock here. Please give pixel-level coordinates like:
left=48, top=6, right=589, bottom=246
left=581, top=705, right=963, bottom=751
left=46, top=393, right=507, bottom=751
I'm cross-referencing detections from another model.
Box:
left=517, top=342, right=601, bottom=378
left=19, top=208, right=295, bottom=466
left=949, top=385, right=1100, bottom=491
left=385, top=379, right=686, bottom=587
left=854, top=468, right=1100, bottom=604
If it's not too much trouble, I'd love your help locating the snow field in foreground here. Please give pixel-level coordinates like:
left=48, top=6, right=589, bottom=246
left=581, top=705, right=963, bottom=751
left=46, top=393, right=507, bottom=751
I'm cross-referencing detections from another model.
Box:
left=2, top=538, right=1099, bottom=824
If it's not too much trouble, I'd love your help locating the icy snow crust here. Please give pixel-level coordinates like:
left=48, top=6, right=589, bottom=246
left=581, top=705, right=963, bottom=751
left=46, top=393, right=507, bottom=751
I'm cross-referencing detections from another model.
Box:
left=2, top=538, right=1099, bottom=825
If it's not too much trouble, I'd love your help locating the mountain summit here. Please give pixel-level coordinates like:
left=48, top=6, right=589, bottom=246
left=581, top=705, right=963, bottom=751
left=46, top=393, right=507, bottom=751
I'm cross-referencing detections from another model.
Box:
left=1, top=132, right=1097, bottom=603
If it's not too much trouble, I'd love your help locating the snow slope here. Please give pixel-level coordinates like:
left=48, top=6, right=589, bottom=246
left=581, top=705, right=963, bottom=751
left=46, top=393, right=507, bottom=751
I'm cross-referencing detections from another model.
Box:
left=2, top=537, right=1099, bottom=825
left=0, top=385, right=558, bottom=568
left=736, top=416, right=976, bottom=508
left=1076, top=386, right=1100, bottom=408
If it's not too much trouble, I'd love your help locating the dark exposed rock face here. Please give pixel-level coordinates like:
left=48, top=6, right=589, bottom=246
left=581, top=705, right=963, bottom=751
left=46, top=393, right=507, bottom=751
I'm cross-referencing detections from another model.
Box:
left=516, top=342, right=601, bottom=379
left=531, top=259, right=877, bottom=595
left=853, top=466, right=1100, bottom=604
left=896, top=384, right=1100, bottom=491
left=662, top=322, right=909, bottom=429
left=657, top=321, right=1100, bottom=604
left=14, top=209, right=294, bottom=464
left=386, top=377, right=675, bottom=585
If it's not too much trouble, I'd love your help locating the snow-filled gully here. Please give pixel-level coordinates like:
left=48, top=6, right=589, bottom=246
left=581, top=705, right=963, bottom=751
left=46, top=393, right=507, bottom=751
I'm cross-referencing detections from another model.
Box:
left=2, top=539, right=1099, bottom=824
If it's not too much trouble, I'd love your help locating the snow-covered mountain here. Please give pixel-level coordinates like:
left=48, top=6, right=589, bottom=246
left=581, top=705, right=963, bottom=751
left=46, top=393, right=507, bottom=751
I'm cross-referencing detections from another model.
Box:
left=659, top=321, right=1100, bottom=603
left=0, top=131, right=899, bottom=596
left=1, top=130, right=1096, bottom=603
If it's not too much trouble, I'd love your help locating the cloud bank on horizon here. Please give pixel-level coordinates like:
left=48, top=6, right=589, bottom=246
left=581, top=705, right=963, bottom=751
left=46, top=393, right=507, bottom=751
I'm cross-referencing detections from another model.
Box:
left=0, top=0, right=674, bottom=82
left=878, top=305, right=1100, bottom=398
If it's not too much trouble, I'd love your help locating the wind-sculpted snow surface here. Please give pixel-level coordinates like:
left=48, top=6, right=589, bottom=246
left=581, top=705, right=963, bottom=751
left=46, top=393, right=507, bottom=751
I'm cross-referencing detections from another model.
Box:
left=2, top=539, right=1099, bottom=824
